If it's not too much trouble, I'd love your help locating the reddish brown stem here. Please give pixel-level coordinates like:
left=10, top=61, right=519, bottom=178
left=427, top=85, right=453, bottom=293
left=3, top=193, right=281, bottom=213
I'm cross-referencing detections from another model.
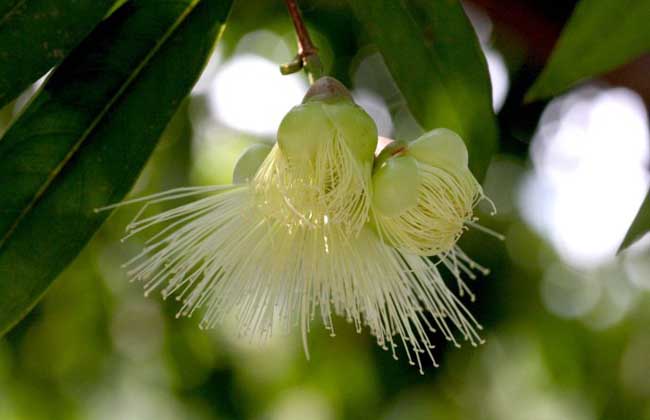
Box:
left=285, top=0, right=317, bottom=56
left=282, top=0, right=322, bottom=82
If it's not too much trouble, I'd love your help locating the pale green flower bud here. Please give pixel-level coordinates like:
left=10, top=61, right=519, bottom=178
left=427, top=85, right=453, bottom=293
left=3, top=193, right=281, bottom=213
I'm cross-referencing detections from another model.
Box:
left=372, top=155, right=420, bottom=217
left=232, top=143, right=272, bottom=184
left=256, top=76, right=378, bottom=234
left=408, top=128, right=469, bottom=169
left=277, top=101, right=333, bottom=162
left=371, top=129, right=484, bottom=255
left=278, top=77, right=377, bottom=165
left=320, top=100, right=377, bottom=164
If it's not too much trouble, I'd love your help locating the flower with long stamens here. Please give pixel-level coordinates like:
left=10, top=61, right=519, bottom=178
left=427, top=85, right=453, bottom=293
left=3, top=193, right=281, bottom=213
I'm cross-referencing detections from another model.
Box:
left=99, top=78, right=497, bottom=373
left=371, top=129, right=499, bottom=254
left=371, top=129, right=503, bottom=299
left=101, top=181, right=484, bottom=373
left=253, top=77, right=377, bottom=234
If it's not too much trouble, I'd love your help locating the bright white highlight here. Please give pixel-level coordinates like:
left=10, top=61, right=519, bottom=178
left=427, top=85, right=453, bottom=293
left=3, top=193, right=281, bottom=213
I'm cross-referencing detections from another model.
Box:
left=209, top=54, right=307, bottom=136
left=463, top=2, right=509, bottom=112
left=463, top=2, right=493, bottom=45
left=485, top=48, right=509, bottom=112
left=520, top=86, right=650, bottom=268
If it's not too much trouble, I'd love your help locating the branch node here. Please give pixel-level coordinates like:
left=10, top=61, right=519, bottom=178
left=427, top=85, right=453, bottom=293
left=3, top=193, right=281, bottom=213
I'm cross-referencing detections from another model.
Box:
left=281, top=0, right=323, bottom=83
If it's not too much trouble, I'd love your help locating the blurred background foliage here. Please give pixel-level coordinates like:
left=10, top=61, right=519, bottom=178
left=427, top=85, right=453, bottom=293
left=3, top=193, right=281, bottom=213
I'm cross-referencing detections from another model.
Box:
left=1, top=0, right=650, bottom=419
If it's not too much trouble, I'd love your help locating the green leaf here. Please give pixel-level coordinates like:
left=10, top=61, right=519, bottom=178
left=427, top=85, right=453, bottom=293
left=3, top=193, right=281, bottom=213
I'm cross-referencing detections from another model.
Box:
left=0, top=0, right=232, bottom=337
left=527, top=0, right=650, bottom=101
left=346, top=0, right=498, bottom=179
left=619, top=189, right=650, bottom=252
left=0, top=0, right=115, bottom=109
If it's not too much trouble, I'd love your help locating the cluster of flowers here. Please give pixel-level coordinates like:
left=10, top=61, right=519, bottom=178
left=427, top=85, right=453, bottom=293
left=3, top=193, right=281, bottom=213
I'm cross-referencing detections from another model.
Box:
left=106, top=77, right=499, bottom=372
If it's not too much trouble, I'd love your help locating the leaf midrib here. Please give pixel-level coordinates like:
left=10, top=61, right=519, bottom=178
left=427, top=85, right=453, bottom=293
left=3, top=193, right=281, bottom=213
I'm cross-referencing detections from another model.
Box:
left=0, top=0, right=200, bottom=251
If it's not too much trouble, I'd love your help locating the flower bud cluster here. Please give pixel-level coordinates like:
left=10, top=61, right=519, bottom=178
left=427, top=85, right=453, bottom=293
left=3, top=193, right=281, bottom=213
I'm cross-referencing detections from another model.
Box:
left=114, top=76, right=496, bottom=372
left=236, top=78, right=486, bottom=258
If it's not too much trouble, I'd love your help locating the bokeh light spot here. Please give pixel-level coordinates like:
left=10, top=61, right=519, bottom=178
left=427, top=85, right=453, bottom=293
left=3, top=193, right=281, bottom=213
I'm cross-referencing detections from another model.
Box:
left=520, top=86, right=650, bottom=268
left=209, top=54, right=307, bottom=136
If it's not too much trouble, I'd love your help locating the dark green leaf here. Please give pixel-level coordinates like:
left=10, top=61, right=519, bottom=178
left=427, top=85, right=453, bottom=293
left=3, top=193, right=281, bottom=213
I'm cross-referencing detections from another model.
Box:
left=527, top=0, right=650, bottom=101
left=0, top=0, right=233, bottom=336
left=619, top=189, right=650, bottom=252
left=346, top=0, right=498, bottom=179
left=0, top=0, right=115, bottom=109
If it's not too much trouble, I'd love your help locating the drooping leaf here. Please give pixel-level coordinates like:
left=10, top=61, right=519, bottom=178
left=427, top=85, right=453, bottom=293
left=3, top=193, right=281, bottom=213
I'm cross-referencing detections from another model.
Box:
left=527, top=0, right=650, bottom=101
left=0, top=0, right=115, bottom=109
left=619, top=189, right=650, bottom=253
left=346, top=0, right=498, bottom=179
left=0, top=0, right=233, bottom=337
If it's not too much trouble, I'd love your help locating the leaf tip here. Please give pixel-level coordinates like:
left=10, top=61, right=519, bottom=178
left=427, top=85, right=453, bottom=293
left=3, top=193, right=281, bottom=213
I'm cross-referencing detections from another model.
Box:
left=617, top=231, right=647, bottom=255
left=524, top=81, right=546, bottom=103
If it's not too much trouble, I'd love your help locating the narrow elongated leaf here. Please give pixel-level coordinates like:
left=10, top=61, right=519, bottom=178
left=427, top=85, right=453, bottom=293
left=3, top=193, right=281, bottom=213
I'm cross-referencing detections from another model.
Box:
left=346, top=0, right=497, bottom=178
left=619, top=189, right=650, bottom=252
left=0, top=0, right=232, bottom=336
left=0, top=0, right=115, bottom=108
left=527, top=0, right=650, bottom=101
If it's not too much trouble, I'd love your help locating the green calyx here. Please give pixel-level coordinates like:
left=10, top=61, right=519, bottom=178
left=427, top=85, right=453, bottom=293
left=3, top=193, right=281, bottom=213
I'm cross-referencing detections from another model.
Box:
left=371, top=155, right=420, bottom=217
left=323, top=100, right=377, bottom=162
left=232, top=143, right=272, bottom=183
left=277, top=101, right=333, bottom=161
left=370, top=128, right=469, bottom=218
left=407, top=128, right=469, bottom=169
left=277, top=76, right=378, bottom=165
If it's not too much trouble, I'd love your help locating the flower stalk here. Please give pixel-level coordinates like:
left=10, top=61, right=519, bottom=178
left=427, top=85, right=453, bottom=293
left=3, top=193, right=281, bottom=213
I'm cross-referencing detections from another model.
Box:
left=281, top=0, right=323, bottom=83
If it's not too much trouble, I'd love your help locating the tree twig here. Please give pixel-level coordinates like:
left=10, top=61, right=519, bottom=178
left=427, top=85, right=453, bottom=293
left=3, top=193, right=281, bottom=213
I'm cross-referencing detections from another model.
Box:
left=281, top=0, right=322, bottom=83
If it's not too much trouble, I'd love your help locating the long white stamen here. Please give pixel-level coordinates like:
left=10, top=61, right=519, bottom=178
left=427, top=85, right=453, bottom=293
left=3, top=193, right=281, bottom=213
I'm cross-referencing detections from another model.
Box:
left=111, top=183, right=486, bottom=373
left=373, top=163, right=482, bottom=256
left=254, top=140, right=371, bottom=236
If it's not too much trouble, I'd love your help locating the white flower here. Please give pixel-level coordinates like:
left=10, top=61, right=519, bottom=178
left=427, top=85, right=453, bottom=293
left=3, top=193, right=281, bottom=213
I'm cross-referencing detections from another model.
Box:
left=100, top=78, right=499, bottom=373
left=105, top=181, right=484, bottom=373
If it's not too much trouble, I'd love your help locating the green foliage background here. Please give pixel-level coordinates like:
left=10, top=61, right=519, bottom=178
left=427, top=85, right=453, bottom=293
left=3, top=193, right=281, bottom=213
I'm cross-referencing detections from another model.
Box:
left=0, top=0, right=649, bottom=419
